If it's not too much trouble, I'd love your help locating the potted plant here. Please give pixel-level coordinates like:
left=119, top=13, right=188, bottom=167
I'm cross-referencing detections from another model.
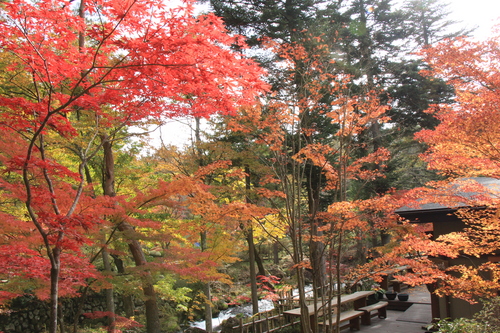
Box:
left=385, top=291, right=397, bottom=300
left=370, top=286, right=385, bottom=301
left=397, top=293, right=409, bottom=301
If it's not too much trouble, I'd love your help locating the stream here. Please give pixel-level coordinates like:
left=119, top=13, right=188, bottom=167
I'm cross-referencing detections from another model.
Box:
left=189, top=285, right=315, bottom=331
left=190, top=299, right=275, bottom=331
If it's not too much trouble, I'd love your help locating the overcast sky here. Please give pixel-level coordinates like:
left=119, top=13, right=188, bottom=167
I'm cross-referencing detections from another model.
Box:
left=154, top=0, right=500, bottom=148
left=447, top=0, right=499, bottom=39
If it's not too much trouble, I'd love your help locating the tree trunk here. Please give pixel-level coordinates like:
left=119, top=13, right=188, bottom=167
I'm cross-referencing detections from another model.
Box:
left=72, top=286, right=89, bottom=333
left=118, top=222, right=162, bottom=333
left=200, top=230, right=213, bottom=332
left=101, top=134, right=117, bottom=331
left=102, top=134, right=161, bottom=333
left=194, top=117, right=214, bottom=331
left=203, top=283, right=213, bottom=333
left=49, top=249, right=61, bottom=333
left=58, top=300, right=66, bottom=333
left=254, top=246, right=266, bottom=277
left=309, top=214, right=326, bottom=296
left=102, top=245, right=116, bottom=331
left=295, top=258, right=312, bottom=333
left=112, top=255, right=135, bottom=317
left=244, top=165, right=259, bottom=315
left=273, top=241, right=280, bottom=265
left=247, top=228, right=259, bottom=315
left=305, top=164, right=327, bottom=296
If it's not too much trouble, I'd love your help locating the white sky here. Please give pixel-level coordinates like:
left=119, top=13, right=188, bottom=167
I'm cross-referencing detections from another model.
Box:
left=447, top=0, right=500, bottom=39
left=153, top=0, right=500, bottom=149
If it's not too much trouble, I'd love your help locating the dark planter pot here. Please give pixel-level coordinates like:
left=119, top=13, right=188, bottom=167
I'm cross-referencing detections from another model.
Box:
left=367, top=294, right=378, bottom=305
left=385, top=292, right=397, bottom=300
left=376, top=291, right=385, bottom=300
left=397, top=293, right=409, bottom=301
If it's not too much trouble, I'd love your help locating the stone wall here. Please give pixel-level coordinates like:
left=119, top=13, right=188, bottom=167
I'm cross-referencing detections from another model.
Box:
left=0, top=293, right=129, bottom=333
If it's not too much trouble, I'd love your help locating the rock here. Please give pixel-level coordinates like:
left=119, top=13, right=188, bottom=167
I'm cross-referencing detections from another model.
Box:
left=5, top=323, right=15, bottom=331
left=184, top=327, right=208, bottom=333
left=220, top=317, right=240, bottom=333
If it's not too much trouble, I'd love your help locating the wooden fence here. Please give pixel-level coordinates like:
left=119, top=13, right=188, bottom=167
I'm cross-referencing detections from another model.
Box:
left=229, top=289, right=305, bottom=333
left=229, top=284, right=344, bottom=333
left=230, top=307, right=300, bottom=333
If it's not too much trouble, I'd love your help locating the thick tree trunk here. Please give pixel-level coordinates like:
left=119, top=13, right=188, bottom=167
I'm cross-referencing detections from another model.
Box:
left=254, top=246, right=266, bottom=277
left=310, top=235, right=326, bottom=296
left=49, top=250, right=61, bottom=333
left=203, top=283, right=213, bottom=332
left=102, top=246, right=116, bottom=331
left=112, top=255, right=135, bottom=317
left=102, top=134, right=161, bottom=333
left=273, top=241, right=280, bottom=265
left=118, top=222, right=161, bottom=333
left=305, top=164, right=327, bottom=296
left=58, top=300, right=66, bottom=333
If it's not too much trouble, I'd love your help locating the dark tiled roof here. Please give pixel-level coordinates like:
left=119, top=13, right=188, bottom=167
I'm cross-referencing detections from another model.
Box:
left=396, top=177, right=500, bottom=214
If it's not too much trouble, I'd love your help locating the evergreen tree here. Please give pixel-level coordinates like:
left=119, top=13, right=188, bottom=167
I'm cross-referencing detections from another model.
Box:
left=403, top=0, right=473, bottom=48
left=198, top=0, right=471, bottom=275
left=203, top=0, right=340, bottom=44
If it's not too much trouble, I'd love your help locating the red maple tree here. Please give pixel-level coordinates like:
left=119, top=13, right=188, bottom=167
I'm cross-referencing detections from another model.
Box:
left=0, top=0, right=266, bottom=332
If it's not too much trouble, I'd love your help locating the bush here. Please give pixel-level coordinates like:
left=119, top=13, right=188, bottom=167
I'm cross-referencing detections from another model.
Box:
left=428, top=317, right=482, bottom=333
left=473, top=296, right=500, bottom=332
left=427, top=297, right=500, bottom=333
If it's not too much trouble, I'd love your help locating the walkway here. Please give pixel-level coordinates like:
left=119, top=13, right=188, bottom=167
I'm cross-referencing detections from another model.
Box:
left=352, top=285, right=432, bottom=333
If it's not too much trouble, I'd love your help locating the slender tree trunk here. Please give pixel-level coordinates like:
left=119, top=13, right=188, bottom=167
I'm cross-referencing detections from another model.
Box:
left=101, top=134, right=117, bottom=331
left=194, top=118, right=214, bottom=332
left=72, top=286, right=89, bottom=333
left=295, top=256, right=312, bottom=333
left=334, top=230, right=344, bottom=333
left=247, top=228, right=259, bottom=314
left=244, top=165, right=259, bottom=315
left=201, top=230, right=213, bottom=332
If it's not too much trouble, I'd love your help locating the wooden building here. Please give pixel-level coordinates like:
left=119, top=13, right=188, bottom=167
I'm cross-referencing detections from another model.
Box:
left=395, top=177, right=500, bottom=320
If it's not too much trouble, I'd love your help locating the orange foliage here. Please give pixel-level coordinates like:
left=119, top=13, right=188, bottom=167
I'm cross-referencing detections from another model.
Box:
left=352, top=30, right=500, bottom=302
left=417, top=32, right=500, bottom=178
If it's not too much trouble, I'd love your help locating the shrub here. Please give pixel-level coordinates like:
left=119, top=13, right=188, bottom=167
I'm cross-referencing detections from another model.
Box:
left=427, top=297, right=500, bottom=333
left=428, top=317, right=482, bottom=333
left=473, top=296, right=500, bottom=332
